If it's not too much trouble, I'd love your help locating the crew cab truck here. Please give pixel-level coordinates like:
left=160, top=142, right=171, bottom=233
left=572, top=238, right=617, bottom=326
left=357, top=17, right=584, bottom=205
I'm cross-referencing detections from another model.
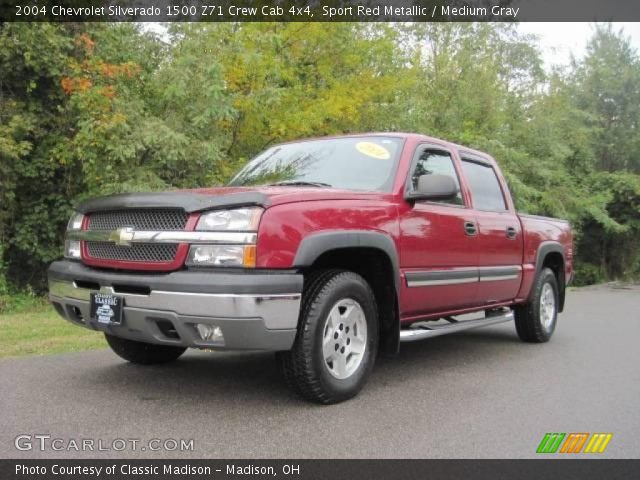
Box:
left=48, top=133, right=573, bottom=404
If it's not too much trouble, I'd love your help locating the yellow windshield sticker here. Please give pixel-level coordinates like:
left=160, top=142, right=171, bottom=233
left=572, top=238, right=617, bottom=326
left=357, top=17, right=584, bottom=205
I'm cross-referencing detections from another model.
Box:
left=356, top=141, right=391, bottom=159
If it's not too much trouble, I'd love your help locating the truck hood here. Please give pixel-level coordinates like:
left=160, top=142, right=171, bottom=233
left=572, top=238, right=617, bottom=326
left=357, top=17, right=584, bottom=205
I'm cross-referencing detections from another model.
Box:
left=77, top=186, right=388, bottom=213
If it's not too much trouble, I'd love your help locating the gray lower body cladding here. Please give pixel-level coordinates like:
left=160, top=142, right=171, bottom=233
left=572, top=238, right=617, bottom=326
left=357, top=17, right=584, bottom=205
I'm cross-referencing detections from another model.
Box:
left=48, top=261, right=302, bottom=351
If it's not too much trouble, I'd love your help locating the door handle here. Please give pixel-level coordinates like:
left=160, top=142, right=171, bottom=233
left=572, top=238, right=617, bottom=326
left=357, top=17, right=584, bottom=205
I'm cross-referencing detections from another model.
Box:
left=464, top=221, right=477, bottom=236
left=506, top=226, right=517, bottom=239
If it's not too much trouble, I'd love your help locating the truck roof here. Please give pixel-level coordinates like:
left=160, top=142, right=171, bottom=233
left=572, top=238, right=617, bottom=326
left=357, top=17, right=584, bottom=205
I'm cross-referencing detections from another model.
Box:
left=273, top=132, right=496, bottom=165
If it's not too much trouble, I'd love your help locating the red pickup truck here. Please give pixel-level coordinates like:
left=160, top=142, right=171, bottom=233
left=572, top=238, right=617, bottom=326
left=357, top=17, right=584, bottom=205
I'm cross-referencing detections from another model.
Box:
left=48, top=133, right=573, bottom=403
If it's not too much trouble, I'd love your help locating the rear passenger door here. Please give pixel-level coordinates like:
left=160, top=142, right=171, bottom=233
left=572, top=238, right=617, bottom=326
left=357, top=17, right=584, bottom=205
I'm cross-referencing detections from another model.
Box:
left=458, top=154, right=523, bottom=304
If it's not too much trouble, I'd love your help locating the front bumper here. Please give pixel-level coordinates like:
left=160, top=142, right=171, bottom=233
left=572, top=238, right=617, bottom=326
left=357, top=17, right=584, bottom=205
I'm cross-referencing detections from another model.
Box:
left=48, top=261, right=302, bottom=351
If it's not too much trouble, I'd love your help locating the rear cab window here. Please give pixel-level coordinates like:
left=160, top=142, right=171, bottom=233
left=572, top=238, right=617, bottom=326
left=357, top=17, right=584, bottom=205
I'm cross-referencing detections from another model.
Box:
left=460, top=158, right=508, bottom=212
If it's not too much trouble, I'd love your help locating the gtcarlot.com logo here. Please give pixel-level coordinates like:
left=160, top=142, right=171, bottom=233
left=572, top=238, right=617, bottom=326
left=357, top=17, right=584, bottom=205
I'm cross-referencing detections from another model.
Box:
left=536, top=433, right=612, bottom=454
left=14, top=434, right=194, bottom=452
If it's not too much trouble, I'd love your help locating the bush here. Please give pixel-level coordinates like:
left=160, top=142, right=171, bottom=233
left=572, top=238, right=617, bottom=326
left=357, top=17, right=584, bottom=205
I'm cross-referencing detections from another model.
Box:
left=572, top=262, right=606, bottom=287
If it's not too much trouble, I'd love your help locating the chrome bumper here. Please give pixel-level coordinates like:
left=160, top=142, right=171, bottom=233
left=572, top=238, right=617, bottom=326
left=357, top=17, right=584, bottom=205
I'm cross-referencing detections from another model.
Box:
left=48, top=261, right=302, bottom=351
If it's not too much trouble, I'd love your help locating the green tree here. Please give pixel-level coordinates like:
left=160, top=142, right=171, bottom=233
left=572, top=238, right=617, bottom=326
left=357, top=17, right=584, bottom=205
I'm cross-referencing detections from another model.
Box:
left=166, top=23, right=405, bottom=174
left=571, top=24, right=640, bottom=172
left=0, top=24, right=78, bottom=291
left=1, top=21, right=640, bottom=295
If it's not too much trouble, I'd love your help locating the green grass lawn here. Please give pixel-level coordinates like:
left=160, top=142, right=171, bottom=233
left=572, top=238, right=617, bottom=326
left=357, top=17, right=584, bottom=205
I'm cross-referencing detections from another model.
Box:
left=0, top=297, right=105, bottom=358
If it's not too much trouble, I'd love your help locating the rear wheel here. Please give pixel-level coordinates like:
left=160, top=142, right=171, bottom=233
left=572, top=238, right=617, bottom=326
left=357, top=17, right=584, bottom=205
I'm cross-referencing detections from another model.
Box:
left=514, top=267, right=559, bottom=343
left=105, top=334, right=186, bottom=365
left=277, top=270, right=378, bottom=404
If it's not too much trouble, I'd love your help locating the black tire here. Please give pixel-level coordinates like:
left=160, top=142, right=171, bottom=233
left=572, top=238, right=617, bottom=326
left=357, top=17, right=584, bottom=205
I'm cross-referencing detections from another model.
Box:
left=277, top=269, right=379, bottom=404
left=105, top=334, right=186, bottom=365
left=514, top=267, right=559, bottom=343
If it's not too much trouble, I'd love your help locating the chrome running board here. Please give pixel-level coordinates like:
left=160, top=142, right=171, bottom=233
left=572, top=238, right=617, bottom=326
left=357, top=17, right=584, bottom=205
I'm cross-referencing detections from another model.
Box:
left=399, top=310, right=514, bottom=342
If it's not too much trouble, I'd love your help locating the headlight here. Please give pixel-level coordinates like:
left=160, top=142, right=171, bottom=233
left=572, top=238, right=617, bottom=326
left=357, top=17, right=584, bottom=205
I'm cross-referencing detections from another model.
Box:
left=196, top=207, right=262, bottom=231
left=186, top=245, right=256, bottom=268
left=64, top=213, right=84, bottom=259
left=67, top=213, right=85, bottom=231
left=191, top=208, right=261, bottom=268
left=64, top=239, right=81, bottom=259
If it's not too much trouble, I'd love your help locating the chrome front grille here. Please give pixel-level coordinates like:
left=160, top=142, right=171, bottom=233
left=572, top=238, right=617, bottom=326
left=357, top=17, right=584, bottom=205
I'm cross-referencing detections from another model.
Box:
left=85, top=208, right=187, bottom=264
left=88, top=209, right=188, bottom=231
left=86, top=242, right=178, bottom=262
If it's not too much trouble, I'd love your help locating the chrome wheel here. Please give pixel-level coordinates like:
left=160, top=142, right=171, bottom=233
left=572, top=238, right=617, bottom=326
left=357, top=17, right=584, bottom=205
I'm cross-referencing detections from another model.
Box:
left=322, top=298, right=367, bottom=380
left=540, top=283, right=556, bottom=330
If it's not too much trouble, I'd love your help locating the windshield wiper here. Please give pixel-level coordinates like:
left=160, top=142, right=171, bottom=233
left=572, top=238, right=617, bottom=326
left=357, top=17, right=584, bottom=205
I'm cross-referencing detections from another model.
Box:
left=269, top=181, right=332, bottom=187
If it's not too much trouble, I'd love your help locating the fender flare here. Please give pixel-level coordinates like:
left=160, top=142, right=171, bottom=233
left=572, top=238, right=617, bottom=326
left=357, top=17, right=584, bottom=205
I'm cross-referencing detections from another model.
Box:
left=534, top=241, right=565, bottom=274
left=293, top=230, right=401, bottom=354
left=533, top=241, right=566, bottom=311
left=293, top=230, right=400, bottom=293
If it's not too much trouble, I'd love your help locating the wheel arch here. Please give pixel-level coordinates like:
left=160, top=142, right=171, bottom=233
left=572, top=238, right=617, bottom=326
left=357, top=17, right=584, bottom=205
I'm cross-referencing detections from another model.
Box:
left=534, top=241, right=566, bottom=312
left=293, top=231, right=400, bottom=355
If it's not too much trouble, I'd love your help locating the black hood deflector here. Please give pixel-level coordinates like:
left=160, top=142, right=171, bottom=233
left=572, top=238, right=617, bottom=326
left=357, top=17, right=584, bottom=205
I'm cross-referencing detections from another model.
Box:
left=76, top=191, right=271, bottom=213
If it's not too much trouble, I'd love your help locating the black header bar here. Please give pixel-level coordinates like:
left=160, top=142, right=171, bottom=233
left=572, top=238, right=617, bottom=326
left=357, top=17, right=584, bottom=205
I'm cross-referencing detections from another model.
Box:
left=3, top=0, right=640, bottom=22
left=2, top=459, right=640, bottom=480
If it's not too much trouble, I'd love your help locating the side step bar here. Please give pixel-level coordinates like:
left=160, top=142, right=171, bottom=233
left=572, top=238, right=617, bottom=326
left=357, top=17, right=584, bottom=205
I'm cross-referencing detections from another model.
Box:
left=399, top=310, right=514, bottom=342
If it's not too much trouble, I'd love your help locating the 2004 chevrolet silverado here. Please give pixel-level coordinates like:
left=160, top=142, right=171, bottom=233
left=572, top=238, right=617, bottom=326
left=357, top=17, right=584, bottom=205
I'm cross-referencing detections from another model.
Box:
left=48, top=133, right=573, bottom=403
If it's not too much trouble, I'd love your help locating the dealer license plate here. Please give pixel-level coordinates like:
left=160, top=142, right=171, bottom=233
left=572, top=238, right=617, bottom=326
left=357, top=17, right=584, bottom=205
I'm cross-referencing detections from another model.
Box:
left=90, top=293, right=123, bottom=325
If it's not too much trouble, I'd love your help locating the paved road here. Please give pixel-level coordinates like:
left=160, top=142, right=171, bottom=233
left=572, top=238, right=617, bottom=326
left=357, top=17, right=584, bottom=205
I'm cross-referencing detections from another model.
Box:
left=2, top=285, right=639, bottom=459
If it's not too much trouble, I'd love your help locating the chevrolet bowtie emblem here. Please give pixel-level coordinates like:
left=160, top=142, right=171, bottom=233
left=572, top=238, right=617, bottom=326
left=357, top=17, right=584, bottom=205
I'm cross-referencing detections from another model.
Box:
left=109, top=227, right=135, bottom=246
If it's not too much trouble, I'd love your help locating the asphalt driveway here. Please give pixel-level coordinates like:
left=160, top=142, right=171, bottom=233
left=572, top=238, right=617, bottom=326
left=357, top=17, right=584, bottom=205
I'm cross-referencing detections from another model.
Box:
left=1, top=284, right=639, bottom=458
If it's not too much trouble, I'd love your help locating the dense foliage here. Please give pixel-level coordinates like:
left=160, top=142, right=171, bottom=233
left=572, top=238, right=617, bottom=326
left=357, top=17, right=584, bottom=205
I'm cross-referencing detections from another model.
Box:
left=1, top=22, right=639, bottom=296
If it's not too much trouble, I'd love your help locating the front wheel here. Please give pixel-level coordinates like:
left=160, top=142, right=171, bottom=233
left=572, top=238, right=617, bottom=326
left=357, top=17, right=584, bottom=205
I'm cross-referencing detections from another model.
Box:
left=105, top=334, right=186, bottom=365
left=514, top=267, right=559, bottom=343
left=277, top=270, right=379, bottom=404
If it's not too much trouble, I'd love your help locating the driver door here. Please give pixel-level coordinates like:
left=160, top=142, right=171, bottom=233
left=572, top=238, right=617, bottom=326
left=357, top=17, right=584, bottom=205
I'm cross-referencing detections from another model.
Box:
left=399, top=144, right=479, bottom=317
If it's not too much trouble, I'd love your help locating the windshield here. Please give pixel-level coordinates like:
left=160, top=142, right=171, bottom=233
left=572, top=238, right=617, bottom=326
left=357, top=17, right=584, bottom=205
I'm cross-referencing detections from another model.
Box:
left=228, top=136, right=404, bottom=192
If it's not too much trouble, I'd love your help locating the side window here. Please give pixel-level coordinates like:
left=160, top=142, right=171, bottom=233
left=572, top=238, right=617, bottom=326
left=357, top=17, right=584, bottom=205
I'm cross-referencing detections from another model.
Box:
left=460, top=160, right=507, bottom=211
left=410, top=148, right=463, bottom=206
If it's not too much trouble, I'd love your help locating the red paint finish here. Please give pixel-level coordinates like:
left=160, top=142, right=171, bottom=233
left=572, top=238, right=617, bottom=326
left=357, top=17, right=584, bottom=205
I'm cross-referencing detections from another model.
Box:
left=256, top=197, right=400, bottom=268
left=472, top=211, right=523, bottom=303
left=398, top=201, right=479, bottom=315
left=78, top=133, right=573, bottom=321
left=516, top=214, right=574, bottom=301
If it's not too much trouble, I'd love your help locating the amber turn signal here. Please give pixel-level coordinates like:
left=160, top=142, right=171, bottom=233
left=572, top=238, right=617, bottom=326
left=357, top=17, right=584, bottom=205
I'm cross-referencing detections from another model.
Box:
left=243, top=245, right=257, bottom=268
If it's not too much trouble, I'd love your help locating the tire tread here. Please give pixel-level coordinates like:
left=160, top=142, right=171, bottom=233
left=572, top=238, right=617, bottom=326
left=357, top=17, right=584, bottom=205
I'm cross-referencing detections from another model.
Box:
left=514, top=267, right=558, bottom=343
left=278, top=269, right=377, bottom=404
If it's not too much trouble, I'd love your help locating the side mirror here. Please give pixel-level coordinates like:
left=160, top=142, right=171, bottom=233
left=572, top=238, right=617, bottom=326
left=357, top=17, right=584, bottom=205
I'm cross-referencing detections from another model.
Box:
left=407, top=174, right=458, bottom=201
